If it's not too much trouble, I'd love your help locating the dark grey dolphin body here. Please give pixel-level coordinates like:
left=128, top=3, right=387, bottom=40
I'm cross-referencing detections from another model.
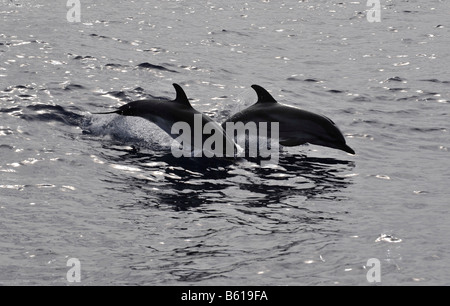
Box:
left=222, top=85, right=355, bottom=154
left=96, top=83, right=237, bottom=157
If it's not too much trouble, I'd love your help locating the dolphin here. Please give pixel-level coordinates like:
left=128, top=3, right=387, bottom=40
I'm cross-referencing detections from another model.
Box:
left=222, top=85, right=355, bottom=154
left=95, top=83, right=237, bottom=157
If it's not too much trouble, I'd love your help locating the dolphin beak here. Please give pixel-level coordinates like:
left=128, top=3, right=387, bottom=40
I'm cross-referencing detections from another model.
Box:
left=340, top=144, right=355, bottom=155
left=92, top=110, right=120, bottom=115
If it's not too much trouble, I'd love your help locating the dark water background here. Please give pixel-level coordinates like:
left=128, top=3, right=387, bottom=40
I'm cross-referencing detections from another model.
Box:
left=1, top=0, right=449, bottom=285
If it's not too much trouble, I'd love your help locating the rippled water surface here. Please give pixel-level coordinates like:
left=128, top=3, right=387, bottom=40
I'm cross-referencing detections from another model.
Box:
left=1, top=0, right=449, bottom=285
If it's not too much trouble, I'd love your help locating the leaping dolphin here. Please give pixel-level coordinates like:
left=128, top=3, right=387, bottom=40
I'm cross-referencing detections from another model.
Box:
left=222, top=85, right=355, bottom=155
left=95, top=83, right=237, bottom=157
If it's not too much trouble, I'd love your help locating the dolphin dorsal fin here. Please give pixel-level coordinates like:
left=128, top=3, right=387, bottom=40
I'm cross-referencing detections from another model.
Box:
left=172, top=83, right=192, bottom=107
left=251, top=85, right=278, bottom=104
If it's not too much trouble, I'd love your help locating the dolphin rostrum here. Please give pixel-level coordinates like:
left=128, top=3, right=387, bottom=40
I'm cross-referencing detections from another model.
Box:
left=95, top=83, right=237, bottom=157
left=222, top=85, right=355, bottom=155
